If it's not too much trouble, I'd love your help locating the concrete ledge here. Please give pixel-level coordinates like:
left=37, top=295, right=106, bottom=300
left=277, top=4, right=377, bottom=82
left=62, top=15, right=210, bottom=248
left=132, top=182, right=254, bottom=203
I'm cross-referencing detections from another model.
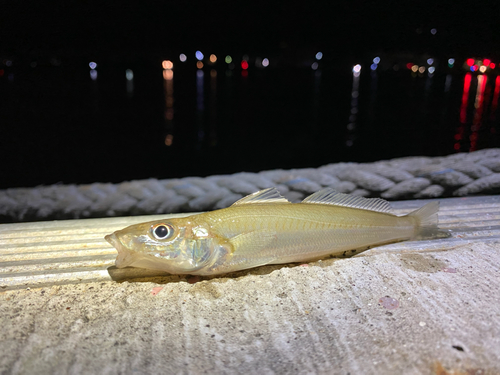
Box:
left=1, top=196, right=500, bottom=374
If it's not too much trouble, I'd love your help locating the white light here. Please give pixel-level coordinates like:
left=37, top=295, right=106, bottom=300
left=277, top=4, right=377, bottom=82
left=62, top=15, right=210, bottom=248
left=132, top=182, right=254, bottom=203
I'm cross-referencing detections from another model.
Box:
left=126, top=69, right=133, bottom=80
left=315, top=52, right=323, bottom=60
left=427, top=58, right=434, bottom=65
left=262, top=58, right=269, bottom=67
left=89, top=62, right=97, bottom=70
left=353, top=64, right=361, bottom=73
left=179, top=54, right=187, bottom=62
left=311, top=62, right=318, bottom=70
left=428, top=66, right=435, bottom=74
left=370, top=63, right=377, bottom=71
left=430, top=28, right=437, bottom=35
left=479, top=65, right=487, bottom=73
left=373, top=56, right=380, bottom=64
left=448, top=58, right=455, bottom=65
left=90, top=70, right=97, bottom=80
left=195, top=51, right=204, bottom=60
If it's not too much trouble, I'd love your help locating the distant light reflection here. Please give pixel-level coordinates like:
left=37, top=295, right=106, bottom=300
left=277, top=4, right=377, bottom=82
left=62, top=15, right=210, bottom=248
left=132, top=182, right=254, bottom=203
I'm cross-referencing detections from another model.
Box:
left=165, top=134, right=173, bottom=146
left=311, top=62, right=318, bottom=70
left=164, top=65, right=174, bottom=145
left=347, top=64, right=361, bottom=146
left=418, top=66, right=425, bottom=73
left=444, top=74, right=452, bottom=93
left=163, top=69, right=173, bottom=80
left=430, top=28, right=437, bottom=35
left=373, top=57, right=380, bottom=64
left=209, top=54, right=217, bottom=63
left=470, top=75, right=488, bottom=151
left=241, top=60, right=249, bottom=70
left=427, top=58, right=434, bottom=65
left=262, top=58, right=269, bottom=67
left=90, top=70, right=97, bottom=80
left=162, top=60, right=173, bottom=70
left=196, top=51, right=204, bottom=61
left=126, top=69, right=134, bottom=97
left=479, top=65, right=487, bottom=73
left=315, top=52, right=323, bottom=60
left=370, top=63, right=377, bottom=71
left=179, top=54, right=187, bottom=62
left=196, top=69, right=205, bottom=145
left=428, top=67, right=435, bottom=74
left=225, top=55, right=232, bottom=64
left=196, top=61, right=204, bottom=69
left=89, top=62, right=97, bottom=70
left=460, top=73, right=472, bottom=124
left=352, top=64, right=361, bottom=77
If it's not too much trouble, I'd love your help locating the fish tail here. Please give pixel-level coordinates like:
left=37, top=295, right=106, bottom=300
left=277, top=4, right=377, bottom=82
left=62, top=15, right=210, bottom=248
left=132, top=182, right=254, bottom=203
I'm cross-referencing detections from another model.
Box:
left=407, top=201, right=440, bottom=240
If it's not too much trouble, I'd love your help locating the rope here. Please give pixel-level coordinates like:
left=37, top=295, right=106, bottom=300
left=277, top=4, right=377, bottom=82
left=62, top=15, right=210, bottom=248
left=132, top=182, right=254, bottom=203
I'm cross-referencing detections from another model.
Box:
left=2, top=149, right=500, bottom=222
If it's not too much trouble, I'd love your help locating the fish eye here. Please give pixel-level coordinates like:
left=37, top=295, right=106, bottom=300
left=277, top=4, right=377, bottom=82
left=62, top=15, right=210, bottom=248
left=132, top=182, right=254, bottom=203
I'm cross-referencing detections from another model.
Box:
left=151, top=224, right=174, bottom=240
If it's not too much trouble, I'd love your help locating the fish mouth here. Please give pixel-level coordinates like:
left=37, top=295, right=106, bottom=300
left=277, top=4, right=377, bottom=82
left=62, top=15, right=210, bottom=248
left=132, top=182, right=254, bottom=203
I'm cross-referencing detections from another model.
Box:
left=105, top=232, right=137, bottom=268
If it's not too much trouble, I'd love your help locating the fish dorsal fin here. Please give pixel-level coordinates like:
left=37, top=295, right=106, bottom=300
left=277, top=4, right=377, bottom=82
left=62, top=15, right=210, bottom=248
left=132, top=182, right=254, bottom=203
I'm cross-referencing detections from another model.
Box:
left=231, top=188, right=291, bottom=206
left=302, top=188, right=393, bottom=213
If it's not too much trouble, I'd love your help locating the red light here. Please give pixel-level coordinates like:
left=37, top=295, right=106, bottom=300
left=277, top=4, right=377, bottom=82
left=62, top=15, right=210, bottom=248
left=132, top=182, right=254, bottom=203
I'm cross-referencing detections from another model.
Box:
left=467, top=58, right=475, bottom=66
left=454, top=143, right=460, bottom=151
left=490, top=63, right=496, bottom=69
left=484, top=59, right=491, bottom=66
left=471, top=65, right=478, bottom=71
left=0, top=69, right=4, bottom=77
left=241, top=60, right=249, bottom=70
left=406, top=63, right=413, bottom=69
left=454, top=134, right=462, bottom=140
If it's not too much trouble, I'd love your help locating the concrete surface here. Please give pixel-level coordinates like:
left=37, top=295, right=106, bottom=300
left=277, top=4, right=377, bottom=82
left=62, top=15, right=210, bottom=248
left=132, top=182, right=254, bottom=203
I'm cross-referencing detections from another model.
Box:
left=1, top=196, right=500, bottom=374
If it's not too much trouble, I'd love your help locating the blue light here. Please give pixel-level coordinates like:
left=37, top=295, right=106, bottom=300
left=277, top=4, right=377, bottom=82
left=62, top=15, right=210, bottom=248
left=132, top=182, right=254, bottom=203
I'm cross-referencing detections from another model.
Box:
left=315, top=52, right=323, bottom=60
left=89, top=62, right=97, bottom=70
left=427, top=58, right=434, bottom=65
left=195, top=51, right=204, bottom=61
left=370, top=63, right=378, bottom=71
left=373, top=57, right=380, bottom=64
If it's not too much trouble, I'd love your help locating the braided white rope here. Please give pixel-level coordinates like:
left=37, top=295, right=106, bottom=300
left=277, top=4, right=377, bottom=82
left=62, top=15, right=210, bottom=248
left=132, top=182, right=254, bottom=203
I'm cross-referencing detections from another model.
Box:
left=1, top=149, right=500, bottom=222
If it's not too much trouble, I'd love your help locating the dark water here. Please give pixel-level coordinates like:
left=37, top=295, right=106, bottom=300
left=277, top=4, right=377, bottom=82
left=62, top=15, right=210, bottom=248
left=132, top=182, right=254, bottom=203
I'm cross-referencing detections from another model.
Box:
left=1, top=61, right=499, bottom=189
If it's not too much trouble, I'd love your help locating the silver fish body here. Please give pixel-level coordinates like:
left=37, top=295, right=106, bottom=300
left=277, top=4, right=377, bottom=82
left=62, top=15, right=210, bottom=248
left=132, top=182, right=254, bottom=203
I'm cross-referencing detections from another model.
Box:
left=105, top=188, right=439, bottom=275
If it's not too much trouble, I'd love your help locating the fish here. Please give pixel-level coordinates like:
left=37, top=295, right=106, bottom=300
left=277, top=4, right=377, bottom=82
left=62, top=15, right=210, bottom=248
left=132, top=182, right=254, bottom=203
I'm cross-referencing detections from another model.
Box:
left=104, top=188, right=439, bottom=276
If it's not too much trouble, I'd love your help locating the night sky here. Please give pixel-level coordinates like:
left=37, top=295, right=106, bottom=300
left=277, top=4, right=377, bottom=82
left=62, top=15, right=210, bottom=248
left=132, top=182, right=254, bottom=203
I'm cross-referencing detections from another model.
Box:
left=2, top=0, right=499, bottom=59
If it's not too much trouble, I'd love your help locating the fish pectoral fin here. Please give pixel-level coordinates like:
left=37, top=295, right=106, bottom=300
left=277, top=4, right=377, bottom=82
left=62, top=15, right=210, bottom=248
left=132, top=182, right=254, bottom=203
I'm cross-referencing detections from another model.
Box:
left=226, top=231, right=278, bottom=269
